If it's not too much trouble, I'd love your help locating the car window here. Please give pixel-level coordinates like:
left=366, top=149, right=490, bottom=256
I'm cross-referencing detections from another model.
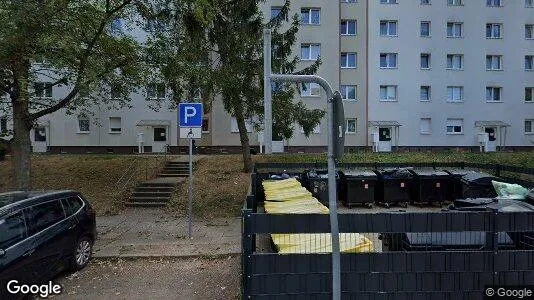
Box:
left=0, top=211, right=26, bottom=249
left=26, top=200, right=65, bottom=235
left=66, top=197, right=84, bottom=216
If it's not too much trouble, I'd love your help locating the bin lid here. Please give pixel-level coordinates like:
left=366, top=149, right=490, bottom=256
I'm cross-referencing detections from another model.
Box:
left=461, top=172, right=499, bottom=185
left=444, top=169, right=476, bottom=176
left=377, top=168, right=413, bottom=179
left=411, top=169, right=449, bottom=176
left=405, top=232, right=513, bottom=247
left=307, top=170, right=338, bottom=179
left=342, top=170, right=377, bottom=178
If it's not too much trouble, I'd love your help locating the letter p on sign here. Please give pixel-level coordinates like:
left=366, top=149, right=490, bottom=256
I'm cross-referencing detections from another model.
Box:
left=179, top=103, right=203, bottom=128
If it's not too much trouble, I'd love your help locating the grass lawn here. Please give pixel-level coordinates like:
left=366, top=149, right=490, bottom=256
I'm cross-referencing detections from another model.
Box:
left=0, top=155, right=164, bottom=215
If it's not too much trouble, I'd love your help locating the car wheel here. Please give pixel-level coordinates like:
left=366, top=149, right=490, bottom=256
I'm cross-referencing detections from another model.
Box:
left=71, top=236, right=92, bottom=271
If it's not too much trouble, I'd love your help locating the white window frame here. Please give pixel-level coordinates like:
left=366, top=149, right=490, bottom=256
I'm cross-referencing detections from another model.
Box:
left=340, top=85, right=357, bottom=101
left=446, top=54, right=463, bottom=70
left=526, top=56, right=534, bottom=71
left=526, top=87, right=534, bottom=102
left=421, top=0, right=431, bottom=5
left=421, top=21, right=431, bottom=37
left=486, top=0, right=502, bottom=7
left=380, top=21, right=398, bottom=37
left=447, top=86, right=464, bottom=102
left=379, top=85, right=398, bottom=101
left=299, top=124, right=321, bottom=134
left=486, top=55, right=503, bottom=71
left=109, top=117, right=122, bottom=134
left=527, top=0, right=534, bottom=8
left=446, top=22, right=463, bottom=38
left=230, top=118, right=253, bottom=133
left=345, top=119, right=357, bottom=134
left=340, top=52, right=357, bottom=68
left=380, top=0, right=397, bottom=4
left=271, top=7, right=282, bottom=19
left=340, top=20, right=357, bottom=36
left=301, top=8, right=320, bottom=25
left=446, top=118, right=464, bottom=135
left=525, top=119, right=534, bottom=134
left=420, top=86, right=431, bottom=102
left=486, top=87, right=502, bottom=102
left=526, top=24, right=534, bottom=39
left=421, top=53, right=431, bottom=69
left=202, top=117, right=210, bottom=133
left=380, top=53, right=398, bottom=68
left=146, top=83, right=166, bottom=100
left=77, top=116, right=90, bottom=134
left=448, top=0, right=463, bottom=6
left=341, top=0, right=357, bottom=3
left=420, top=118, right=432, bottom=134
left=300, top=44, right=321, bottom=61
left=486, top=23, right=502, bottom=39
left=33, top=82, right=53, bottom=99
left=301, top=83, right=321, bottom=97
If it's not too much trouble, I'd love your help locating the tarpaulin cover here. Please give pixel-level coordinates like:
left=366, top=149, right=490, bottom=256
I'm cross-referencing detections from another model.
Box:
left=492, top=181, right=531, bottom=200
left=262, top=178, right=374, bottom=253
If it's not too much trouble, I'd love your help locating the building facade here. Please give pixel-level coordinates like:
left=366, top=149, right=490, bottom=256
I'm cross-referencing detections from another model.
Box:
left=1, top=0, right=533, bottom=153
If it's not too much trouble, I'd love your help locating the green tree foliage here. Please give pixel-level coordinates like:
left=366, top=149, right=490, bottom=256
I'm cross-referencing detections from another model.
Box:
left=210, top=0, right=324, bottom=172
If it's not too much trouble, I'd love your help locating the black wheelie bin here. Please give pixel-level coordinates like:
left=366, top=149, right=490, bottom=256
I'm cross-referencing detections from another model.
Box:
left=460, top=172, right=501, bottom=199
left=339, top=170, right=377, bottom=208
left=303, top=170, right=341, bottom=207
left=409, top=169, right=450, bottom=206
left=374, top=168, right=413, bottom=208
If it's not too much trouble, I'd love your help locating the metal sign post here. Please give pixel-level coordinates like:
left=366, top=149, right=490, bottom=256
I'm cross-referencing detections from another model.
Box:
left=179, top=103, right=203, bottom=238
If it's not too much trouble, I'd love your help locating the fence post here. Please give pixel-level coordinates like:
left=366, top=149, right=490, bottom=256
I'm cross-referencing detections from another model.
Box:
left=242, top=208, right=253, bottom=299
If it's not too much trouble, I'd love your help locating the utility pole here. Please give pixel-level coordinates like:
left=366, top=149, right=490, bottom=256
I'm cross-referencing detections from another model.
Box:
left=263, top=29, right=273, bottom=154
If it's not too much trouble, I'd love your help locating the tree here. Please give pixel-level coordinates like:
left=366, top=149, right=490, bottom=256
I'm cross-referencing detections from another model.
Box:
left=210, top=0, right=324, bottom=172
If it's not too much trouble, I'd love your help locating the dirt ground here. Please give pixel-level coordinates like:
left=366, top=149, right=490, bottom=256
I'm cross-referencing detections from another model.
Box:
left=50, top=257, right=240, bottom=300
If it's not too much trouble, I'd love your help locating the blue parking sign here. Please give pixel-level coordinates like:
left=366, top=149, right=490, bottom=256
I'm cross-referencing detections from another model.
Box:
left=179, top=103, right=203, bottom=127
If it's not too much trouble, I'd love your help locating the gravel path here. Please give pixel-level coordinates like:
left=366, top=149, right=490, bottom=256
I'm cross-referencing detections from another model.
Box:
left=50, top=257, right=240, bottom=300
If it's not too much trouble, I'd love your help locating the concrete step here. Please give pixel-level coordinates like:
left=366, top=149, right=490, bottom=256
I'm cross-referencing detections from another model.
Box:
left=167, top=162, right=189, bottom=166
left=164, top=167, right=189, bottom=170
left=162, top=170, right=189, bottom=174
left=129, top=196, right=171, bottom=202
left=159, top=174, right=188, bottom=177
left=125, top=202, right=168, bottom=207
left=134, top=186, right=175, bottom=191
left=138, top=182, right=176, bottom=187
left=132, top=192, right=173, bottom=197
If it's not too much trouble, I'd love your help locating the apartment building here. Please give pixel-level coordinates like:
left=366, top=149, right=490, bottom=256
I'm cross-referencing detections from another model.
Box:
left=1, top=0, right=533, bottom=153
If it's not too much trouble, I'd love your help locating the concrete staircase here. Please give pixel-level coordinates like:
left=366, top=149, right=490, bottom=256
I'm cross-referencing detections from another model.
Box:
left=125, top=182, right=177, bottom=207
left=159, top=161, right=190, bottom=178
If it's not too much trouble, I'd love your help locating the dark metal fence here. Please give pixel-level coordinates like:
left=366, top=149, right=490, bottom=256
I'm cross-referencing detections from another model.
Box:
left=243, top=162, right=534, bottom=299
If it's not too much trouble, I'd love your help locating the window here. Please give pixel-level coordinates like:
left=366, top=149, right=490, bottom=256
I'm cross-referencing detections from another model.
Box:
left=447, top=23, right=463, bottom=38
left=447, top=86, right=463, bottom=102
left=525, top=120, right=534, bottom=134
left=486, top=87, right=502, bottom=102
left=527, top=0, right=534, bottom=7
left=421, top=0, right=431, bottom=4
left=447, top=54, right=463, bottom=70
left=380, top=21, right=397, bottom=36
left=380, top=85, right=397, bottom=101
left=33, top=82, right=52, bottom=98
left=486, top=23, right=502, bottom=38
left=301, top=8, right=320, bottom=25
left=147, top=83, right=166, bottom=100
left=446, top=118, right=463, bottom=134
left=420, top=118, right=432, bottom=134
left=0, top=211, right=26, bottom=249
left=486, top=55, right=502, bottom=70
left=300, top=125, right=321, bottom=134
left=340, top=52, right=357, bottom=68
left=526, top=25, right=534, bottom=39
left=26, top=200, right=65, bottom=235
left=300, top=44, right=321, bottom=60
left=64, top=197, right=84, bottom=216
left=421, top=54, right=431, bottom=69
left=380, top=53, right=397, bottom=68
left=0, top=117, right=7, bottom=134
left=153, top=127, right=167, bottom=142
left=77, top=116, right=90, bottom=133
left=448, top=0, right=463, bottom=5
left=526, top=56, right=534, bottom=70
left=420, top=86, right=431, bottom=101
left=271, top=7, right=282, bottom=19
left=109, top=117, right=122, bottom=133
left=421, top=21, right=431, bottom=37
left=202, top=118, right=209, bottom=133
left=346, top=119, right=357, bottom=133
left=301, top=83, right=321, bottom=97
left=34, top=126, right=46, bottom=142
left=486, top=0, right=502, bottom=6
left=110, top=87, right=121, bottom=99
left=341, top=0, right=357, bottom=2
left=340, top=20, right=357, bottom=35
left=110, top=17, right=123, bottom=34
left=340, top=85, right=357, bottom=101
left=230, top=118, right=252, bottom=133
left=193, top=88, right=202, bottom=100
left=526, top=87, right=534, bottom=102
left=380, top=0, right=397, bottom=3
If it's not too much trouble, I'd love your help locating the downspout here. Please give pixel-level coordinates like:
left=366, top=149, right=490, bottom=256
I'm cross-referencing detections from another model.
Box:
left=365, top=0, right=370, bottom=148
